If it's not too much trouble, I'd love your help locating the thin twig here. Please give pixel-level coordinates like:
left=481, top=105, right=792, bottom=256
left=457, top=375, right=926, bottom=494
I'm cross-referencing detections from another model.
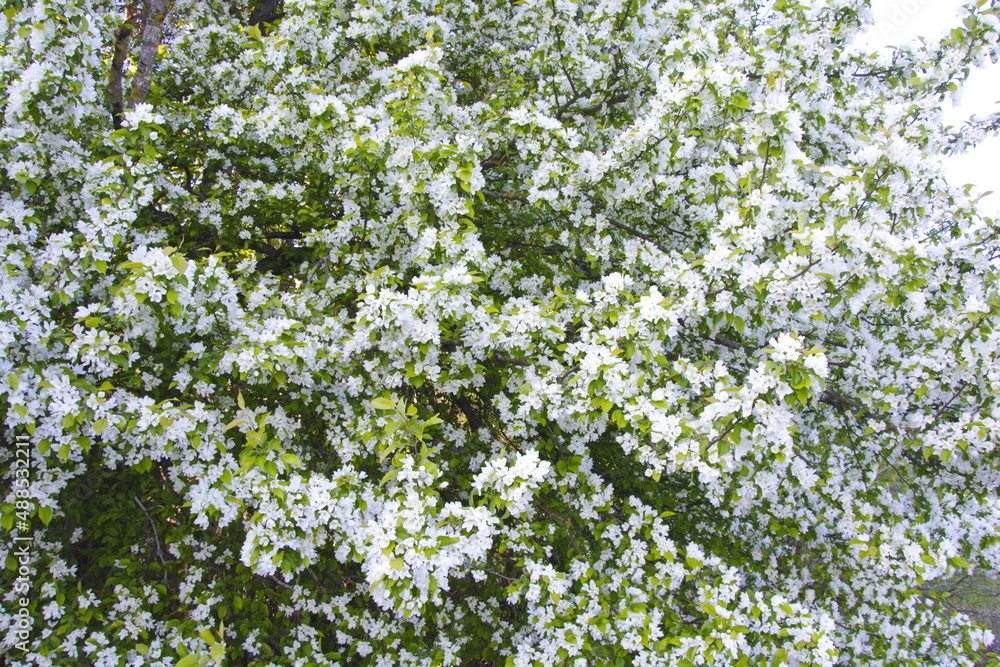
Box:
left=556, top=364, right=579, bottom=385
left=485, top=569, right=516, bottom=583
left=572, top=92, right=631, bottom=117
left=479, top=77, right=511, bottom=104
left=606, top=217, right=669, bottom=253
left=917, top=382, right=968, bottom=434
left=785, top=256, right=822, bottom=282
left=482, top=190, right=528, bottom=202
left=133, top=495, right=168, bottom=585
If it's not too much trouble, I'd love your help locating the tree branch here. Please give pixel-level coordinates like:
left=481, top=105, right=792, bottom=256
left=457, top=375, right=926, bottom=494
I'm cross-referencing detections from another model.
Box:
left=820, top=389, right=864, bottom=412
left=491, top=356, right=530, bottom=367
left=127, top=0, right=172, bottom=111
left=482, top=190, right=528, bottom=202
left=606, top=217, right=669, bottom=253
left=109, top=3, right=142, bottom=128
left=711, top=335, right=744, bottom=350
left=593, top=92, right=629, bottom=115
left=263, top=230, right=303, bottom=240
left=479, top=77, right=510, bottom=104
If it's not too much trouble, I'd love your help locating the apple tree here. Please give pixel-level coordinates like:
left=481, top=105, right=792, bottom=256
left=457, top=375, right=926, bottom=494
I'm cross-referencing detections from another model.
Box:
left=2, top=0, right=1000, bottom=665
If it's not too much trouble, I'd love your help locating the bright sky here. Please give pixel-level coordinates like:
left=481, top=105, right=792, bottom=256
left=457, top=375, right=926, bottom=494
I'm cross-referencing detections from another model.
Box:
left=858, top=0, right=1000, bottom=215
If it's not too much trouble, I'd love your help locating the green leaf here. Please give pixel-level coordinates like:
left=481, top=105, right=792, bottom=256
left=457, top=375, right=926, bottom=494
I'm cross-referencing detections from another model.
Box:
left=222, top=418, right=245, bottom=433
left=593, top=398, right=613, bottom=414
left=949, top=556, right=971, bottom=570
left=38, top=506, right=53, bottom=525
left=371, top=397, right=395, bottom=411
left=171, top=254, right=189, bottom=276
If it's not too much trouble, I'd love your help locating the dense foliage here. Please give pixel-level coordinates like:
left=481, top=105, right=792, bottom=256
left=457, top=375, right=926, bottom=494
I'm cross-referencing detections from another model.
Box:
left=3, top=0, right=1000, bottom=665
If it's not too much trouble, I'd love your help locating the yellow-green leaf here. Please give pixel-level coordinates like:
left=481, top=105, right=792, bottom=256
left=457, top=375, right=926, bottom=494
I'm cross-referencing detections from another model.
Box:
left=371, top=397, right=395, bottom=410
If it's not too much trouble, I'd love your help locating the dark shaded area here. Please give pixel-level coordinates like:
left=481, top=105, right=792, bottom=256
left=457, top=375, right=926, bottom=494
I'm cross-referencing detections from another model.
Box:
left=249, top=0, right=283, bottom=27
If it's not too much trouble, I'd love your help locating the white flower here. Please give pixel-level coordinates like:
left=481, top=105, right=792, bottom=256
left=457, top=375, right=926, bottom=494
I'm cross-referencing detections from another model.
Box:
left=802, top=353, right=829, bottom=378
left=602, top=271, right=628, bottom=293
left=768, top=333, right=803, bottom=363
left=42, top=601, right=64, bottom=621
left=122, top=103, right=165, bottom=128
left=473, top=450, right=551, bottom=516
left=394, top=47, right=440, bottom=72
left=854, top=144, right=882, bottom=166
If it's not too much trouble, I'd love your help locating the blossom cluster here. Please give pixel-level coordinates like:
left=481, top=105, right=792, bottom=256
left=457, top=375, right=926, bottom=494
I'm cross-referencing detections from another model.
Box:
left=2, top=0, right=1000, bottom=665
